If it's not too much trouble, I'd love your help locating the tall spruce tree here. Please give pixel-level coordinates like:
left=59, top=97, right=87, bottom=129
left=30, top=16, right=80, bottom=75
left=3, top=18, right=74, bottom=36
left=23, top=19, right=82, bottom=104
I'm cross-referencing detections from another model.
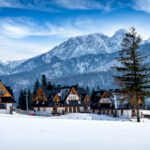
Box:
left=42, top=74, right=47, bottom=86
left=113, top=27, right=150, bottom=122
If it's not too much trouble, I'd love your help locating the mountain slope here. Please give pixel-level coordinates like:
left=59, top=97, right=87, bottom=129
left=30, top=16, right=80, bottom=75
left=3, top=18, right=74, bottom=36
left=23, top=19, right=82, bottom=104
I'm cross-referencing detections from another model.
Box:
left=0, top=29, right=150, bottom=99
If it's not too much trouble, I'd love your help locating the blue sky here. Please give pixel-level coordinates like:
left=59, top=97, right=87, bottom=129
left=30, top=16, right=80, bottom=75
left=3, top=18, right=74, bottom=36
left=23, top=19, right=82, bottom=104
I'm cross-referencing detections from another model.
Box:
left=1, top=0, right=150, bottom=61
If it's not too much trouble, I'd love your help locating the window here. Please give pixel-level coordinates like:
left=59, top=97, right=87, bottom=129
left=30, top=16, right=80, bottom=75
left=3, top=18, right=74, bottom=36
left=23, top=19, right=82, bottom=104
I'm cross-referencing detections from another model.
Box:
left=43, top=107, right=46, bottom=111
left=107, top=110, right=109, bottom=115
left=38, top=107, right=40, bottom=111
left=69, top=107, right=72, bottom=113
left=39, top=93, right=44, bottom=100
left=65, top=107, right=68, bottom=113
left=55, top=102, right=60, bottom=107
left=84, top=106, right=87, bottom=110
left=77, top=107, right=80, bottom=112
left=132, top=110, right=136, bottom=116
left=53, top=108, right=57, bottom=114
left=73, top=107, right=76, bottom=113
left=0, top=90, right=6, bottom=96
left=111, top=110, right=113, bottom=115
left=68, top=94, right=78, bottom=100
left=121, top=110, right=123, bottom=116
left=103, top=109, right=105, bottom=114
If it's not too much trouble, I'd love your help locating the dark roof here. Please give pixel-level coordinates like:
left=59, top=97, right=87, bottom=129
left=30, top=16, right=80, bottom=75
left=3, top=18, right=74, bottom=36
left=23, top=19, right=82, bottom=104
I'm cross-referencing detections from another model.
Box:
left=91, top=103, right=114, bottom=109
left=91, top=90, right=105, bottom=104
left=6, top=87, right=14, bottom=97
left=76, top=88, right=88, bottom=101
left=57, top=87, right=72, bottom=101
left=31, top=100, right=49, bottom=107
left=40, top=86, right=59, bottom=101
left=0, top=97, right=16, bottom=103
left=32, top=86, right=89, bottom=107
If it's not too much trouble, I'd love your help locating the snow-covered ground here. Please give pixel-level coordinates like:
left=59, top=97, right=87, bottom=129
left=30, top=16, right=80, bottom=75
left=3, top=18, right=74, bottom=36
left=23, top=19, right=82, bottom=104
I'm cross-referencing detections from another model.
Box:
left=0, top=113, right=150, bottom=150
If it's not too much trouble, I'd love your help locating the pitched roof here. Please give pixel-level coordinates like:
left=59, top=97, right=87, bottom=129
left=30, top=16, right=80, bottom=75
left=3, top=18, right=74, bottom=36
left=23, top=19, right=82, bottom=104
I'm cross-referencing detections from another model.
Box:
left=0, top=81, right=16, bottom=104
left=32, top=86, right=89, bottom=107
left=57, top=87, right=72, bottom=101
left=91, top=90, right=105, bottom=104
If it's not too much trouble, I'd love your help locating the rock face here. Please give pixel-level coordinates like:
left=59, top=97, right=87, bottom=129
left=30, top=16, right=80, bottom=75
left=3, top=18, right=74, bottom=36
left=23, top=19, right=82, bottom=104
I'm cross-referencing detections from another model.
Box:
left=0, top=29, right=150, bottom=99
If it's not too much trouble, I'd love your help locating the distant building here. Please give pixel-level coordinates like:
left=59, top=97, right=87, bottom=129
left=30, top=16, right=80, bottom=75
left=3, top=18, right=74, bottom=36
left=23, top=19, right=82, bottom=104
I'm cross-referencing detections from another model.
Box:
left=91, top=89, right=145, bottom=119
left=31, top=86, right=91, bottom=116
left=0, top=80, right=16, bottom=114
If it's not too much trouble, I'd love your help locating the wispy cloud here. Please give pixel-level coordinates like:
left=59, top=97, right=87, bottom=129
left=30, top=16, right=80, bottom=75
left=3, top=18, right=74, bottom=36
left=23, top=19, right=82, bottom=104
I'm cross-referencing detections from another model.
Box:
left=132, top=0, right=150, bottom=13
left=0, top=16, right=116, bottom=61
left=0, top=0, right=113, bottom=12
left=0, top=17, right=97, bottom=39
left=54, top=0, right=105, bottom=10
left=0, top=0, right=54, bottom=12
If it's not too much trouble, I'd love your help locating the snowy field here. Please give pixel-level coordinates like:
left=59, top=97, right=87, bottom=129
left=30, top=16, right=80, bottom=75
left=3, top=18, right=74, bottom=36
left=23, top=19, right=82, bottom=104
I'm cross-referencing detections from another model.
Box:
left=0, top=113, right=150, bottom=150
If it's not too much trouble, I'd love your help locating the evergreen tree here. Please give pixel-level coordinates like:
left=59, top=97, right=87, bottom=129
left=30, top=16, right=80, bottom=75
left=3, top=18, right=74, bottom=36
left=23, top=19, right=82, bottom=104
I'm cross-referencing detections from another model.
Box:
left=91, top=88, right=95, bottom=97
left=18, top=90, right=27, bottom=110
left=86, top=85, right=90, bottom=95
left=47, top=81, right=53, bottom=90
left=42, top=74, right=47, bottom=86
left=76, top=83, right=79, bottom=88
left=22, top=90, right=27, bottom=110
left=97, top=85, right=100, bottom=91
left=113, top=27, right=150, bottom=122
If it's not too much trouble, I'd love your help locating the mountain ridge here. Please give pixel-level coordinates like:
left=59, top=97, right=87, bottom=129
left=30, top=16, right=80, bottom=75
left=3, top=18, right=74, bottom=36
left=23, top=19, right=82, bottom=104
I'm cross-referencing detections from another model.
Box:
left=0, top=28, right=150, bottom=99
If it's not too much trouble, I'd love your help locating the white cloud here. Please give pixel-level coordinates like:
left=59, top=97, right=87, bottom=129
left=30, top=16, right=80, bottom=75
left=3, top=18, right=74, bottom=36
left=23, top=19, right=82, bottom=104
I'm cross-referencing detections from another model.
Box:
left=54, top=0, right=101, bottom=10
left=133, top=0, right=150, bottom=13
left=1, top=16, right=150, bottom=61
left=54, top=0, right=113, bottom=11
left=0, top=0, right=54, bottom=12
left=0, top=17, right=95, bottom=39
left=0, top=0, right=113, bottom=11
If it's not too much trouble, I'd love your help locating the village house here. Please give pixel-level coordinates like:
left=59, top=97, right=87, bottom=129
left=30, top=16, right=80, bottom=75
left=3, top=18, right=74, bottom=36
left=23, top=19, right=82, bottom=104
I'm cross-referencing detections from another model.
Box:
left=91, top=89, right=146, bottom=119
left=0, top=80, right=16, bottom=114
left=31, top=86, right=91, bottom=116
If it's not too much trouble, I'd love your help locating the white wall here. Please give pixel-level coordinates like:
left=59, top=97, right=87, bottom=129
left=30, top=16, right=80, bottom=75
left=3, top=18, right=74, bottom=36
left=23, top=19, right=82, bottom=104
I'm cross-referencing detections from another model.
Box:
left=6, top=103, right=13, bottom=114
left=0, top=103, right=13, bottom=114
left=34, top=107, right=52, bottom=116
left=0, top=109, right=6, bottom=113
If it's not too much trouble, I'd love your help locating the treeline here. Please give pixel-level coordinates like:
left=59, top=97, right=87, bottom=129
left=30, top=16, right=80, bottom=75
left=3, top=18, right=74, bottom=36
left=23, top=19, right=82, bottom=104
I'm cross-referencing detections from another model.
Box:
left=17, top=74, right=101, bottom=110
left=18, top=74, right=51, bottom=110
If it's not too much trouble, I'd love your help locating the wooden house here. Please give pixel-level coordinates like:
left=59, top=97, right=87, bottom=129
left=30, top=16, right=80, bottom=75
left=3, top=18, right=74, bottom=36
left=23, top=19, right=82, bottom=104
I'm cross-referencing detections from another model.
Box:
left=91, top=90, right=113, bottom=114
left=31, top=86, right=91, bottom=116
left=0, top=80, right=16, bottom=114
left=91, top=89, right=145, bottom=119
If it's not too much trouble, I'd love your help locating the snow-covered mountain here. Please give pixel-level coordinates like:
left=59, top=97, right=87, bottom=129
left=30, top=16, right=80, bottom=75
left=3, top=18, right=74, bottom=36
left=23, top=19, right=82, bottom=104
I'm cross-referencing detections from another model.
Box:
left=43, top=29, right=127, bottom=61
left=0, top=28, right=150, bottom=99
left=0, top=29, right=126, bottom=75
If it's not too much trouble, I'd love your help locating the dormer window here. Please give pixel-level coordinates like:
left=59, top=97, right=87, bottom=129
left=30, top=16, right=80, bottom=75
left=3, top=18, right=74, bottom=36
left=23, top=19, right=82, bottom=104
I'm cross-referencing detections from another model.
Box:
left=39, top=93, right=44, bottom=100
left=0, top=90, right=6, bottom=96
